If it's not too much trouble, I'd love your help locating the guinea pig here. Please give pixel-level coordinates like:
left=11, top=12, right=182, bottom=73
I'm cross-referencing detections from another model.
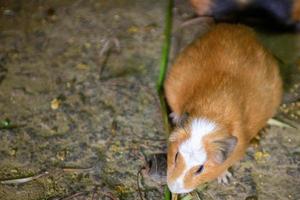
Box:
left=189, top=0, right=300, bottom=30
left=164, top=23, right=282, bottom=193
left=293, top=0, right=300, bottom=22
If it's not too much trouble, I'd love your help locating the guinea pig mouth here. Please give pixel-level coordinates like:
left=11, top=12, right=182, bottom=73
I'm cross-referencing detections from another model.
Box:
left=167, top=178, right=193, bottom=194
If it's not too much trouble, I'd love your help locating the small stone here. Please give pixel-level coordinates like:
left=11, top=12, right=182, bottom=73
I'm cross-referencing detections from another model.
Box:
left=114, top=14, right=120, bottom=20
left=9, top=149, right=16, bottom=156
left=56, top=150, right=66, bottom=161
left=66, top=82, right=71, bottom=88
left=51, top=98, right=61, bottom=110
left=76, top=63, right=89, bottom=70
left=84, top=43, right=91, bottom=49
left=127, top=26, right=139, bottom=33
left=10, top=169, right=18, bottom=173
left=3, top=9, right=15, bottom=16
left=254, top=151, right=270, bottom=161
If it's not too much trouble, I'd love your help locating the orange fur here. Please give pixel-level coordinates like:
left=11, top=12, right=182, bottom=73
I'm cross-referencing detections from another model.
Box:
left=293, top=0, right=300, bottom=21
left=165, top=24, right=282, bottom=191
left=189, top=0, right=214, bottom=15
left=189, top=0, right=253, bottom=15
left=167, top=129, right=189, bottom=183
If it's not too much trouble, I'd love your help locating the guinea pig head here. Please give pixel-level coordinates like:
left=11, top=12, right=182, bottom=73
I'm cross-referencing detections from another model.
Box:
left=167, top=118, right=237, bottom=194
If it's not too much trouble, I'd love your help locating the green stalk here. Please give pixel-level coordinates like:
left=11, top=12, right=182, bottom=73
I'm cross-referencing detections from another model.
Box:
left=156, top=0, right=173, bottom=93
left=157, top=0, right=173, bottom=135
left=164, top=185, right=171, bottom=200
left=156, top=0, right=173, bottom=199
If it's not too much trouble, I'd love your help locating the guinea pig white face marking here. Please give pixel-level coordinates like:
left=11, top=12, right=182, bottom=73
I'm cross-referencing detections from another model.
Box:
left=168, top=118, right=217, bottom=194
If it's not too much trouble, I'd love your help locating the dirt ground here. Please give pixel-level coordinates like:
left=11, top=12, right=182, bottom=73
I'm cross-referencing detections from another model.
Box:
left=0, top=0, right=300, bottom=200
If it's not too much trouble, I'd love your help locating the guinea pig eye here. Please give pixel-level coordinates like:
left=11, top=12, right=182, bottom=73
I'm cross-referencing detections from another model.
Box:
left=195, top=165, right=204, bottom=175
left=175, top=152, right=179, bottom=163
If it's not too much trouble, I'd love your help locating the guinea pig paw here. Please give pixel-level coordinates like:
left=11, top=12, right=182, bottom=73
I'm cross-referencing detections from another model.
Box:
left=169, top=112, right=182, bottom=125
left=217, top=170, right=232, bottom=185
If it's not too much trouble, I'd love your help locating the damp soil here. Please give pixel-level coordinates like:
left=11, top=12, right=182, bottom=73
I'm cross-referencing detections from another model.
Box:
left=0, top=1, right=166, bottom=199
left=0, top=0, right=300, bottom=200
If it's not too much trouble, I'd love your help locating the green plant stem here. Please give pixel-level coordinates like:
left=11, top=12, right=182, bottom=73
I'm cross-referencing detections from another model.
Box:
left=157, top=0, right=173, bottom=199
left=164, top=185, right=171, bottom=200
left=156, top=0, right=173, bottom=93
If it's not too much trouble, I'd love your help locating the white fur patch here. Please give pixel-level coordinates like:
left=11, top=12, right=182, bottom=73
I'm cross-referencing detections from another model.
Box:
left=168, top=171, right=193, bottom=193
left=168, top=118, right=217, bottom=193
left=180, top=118, right=216, bottom=170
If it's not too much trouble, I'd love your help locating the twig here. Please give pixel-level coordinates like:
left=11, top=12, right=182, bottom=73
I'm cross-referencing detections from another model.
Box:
left=206, top=191, right=215, bottom=200
left=60, top=191, right=88, bottom=200
left=98, top=37, right=120, bottom=79
left=171, top=193, right=178, bottom=200
left=98, top=191, right=117, bottom=200
left=0, top=171, right=49, bottom=185
left=92, top=187, right=117, bottom=200
left=137, top=167, right=146, bottom=200
left=191, top=191, right=202, bottom=200
left=179, top=15, right=214, bottom=29
left=91, top=189, right=96, bottom=200
left=267, top=118, right=295, bottom=129
left=62, top=167, right=94, bottom=173
left=0, top=124, right=25, bottom=130
left=99, top=37, right=121, bottom=57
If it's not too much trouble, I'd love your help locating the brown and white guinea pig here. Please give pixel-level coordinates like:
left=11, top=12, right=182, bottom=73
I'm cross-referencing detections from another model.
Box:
left=164, top=23, right=282, bottom=193
left=189, top=0, right=300, bottom=30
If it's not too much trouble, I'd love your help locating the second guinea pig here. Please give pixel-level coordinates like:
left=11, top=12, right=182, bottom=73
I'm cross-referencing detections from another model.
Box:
left=189, top=0, right=300, bottom=30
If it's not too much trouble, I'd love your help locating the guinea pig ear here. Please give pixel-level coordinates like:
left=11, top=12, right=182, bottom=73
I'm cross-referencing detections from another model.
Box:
left=212, top=136, right=237, bottom=164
